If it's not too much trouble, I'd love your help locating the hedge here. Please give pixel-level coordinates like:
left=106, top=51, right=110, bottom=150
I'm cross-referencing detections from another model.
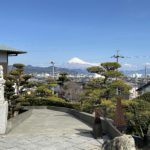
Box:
left=137, top=92, right=150, bottom=103
left=25, top=96, right=80, bottom=110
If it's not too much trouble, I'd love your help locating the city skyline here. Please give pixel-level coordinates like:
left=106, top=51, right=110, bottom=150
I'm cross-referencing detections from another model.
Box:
left=1, top=0, right=150, bottom=70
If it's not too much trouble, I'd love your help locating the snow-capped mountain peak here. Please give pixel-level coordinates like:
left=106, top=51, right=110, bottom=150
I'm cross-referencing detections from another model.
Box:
left=68, top=57, right=99, bottom=66
left=68, top=57, right=88, bottom=65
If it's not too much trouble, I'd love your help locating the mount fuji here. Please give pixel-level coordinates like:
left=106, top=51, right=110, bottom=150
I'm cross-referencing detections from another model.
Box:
left=68, top=57, right=99, bottom=67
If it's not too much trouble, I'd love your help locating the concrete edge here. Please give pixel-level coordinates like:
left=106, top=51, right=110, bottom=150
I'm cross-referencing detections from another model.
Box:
left=6, top=109, right=33, bottom=134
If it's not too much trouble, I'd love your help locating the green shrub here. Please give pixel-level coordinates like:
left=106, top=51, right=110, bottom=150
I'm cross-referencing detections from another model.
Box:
left=81, top=101, right=94, bottom=113
left=48, top=96, right=65, bottom=102
left=25, top=95, right=80, bottom=110
left=137, top=92, right=150, bottom=103
left=47, top=98, right=80, bottom=110
left=125, top=99, right=150, bottom=137
left=26, top=97, right=48, bottom=106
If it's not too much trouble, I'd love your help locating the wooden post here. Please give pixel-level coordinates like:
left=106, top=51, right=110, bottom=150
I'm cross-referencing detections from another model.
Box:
left=114, top=97, right=126, bottom=132
left=93, top=108, right=103, bottom=138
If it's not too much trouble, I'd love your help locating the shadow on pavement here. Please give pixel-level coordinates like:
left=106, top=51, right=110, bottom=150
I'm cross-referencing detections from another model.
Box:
left=75, top=128, right=93, bottom=138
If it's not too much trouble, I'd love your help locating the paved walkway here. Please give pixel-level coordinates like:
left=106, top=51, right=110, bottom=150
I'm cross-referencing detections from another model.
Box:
left=0, top=109, right=104, bottom=150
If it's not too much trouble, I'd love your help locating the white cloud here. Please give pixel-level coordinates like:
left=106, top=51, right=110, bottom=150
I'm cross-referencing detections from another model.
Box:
left=123, top=63, right=134, bottom=68
left=68, top=57, right=99, bottom=66
left=122, top=63, right=138, bottom=70
left=145, top=62, right=150, bottom=66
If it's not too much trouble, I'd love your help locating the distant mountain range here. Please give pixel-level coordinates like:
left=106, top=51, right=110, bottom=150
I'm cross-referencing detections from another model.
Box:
left=8, top=65, right=88, bottom=75
left=8, top=65, right=150, bottom=76
left=122, top=69, right=150, bottom=76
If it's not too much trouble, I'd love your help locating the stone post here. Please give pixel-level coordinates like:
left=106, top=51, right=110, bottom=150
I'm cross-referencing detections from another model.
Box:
left=0, top=65, right=8, bottom=134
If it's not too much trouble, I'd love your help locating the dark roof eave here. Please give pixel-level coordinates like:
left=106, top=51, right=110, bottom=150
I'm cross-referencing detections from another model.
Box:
left=0, top=47, right=27, bottom=54
left=7, top=51, right=27, bottom=55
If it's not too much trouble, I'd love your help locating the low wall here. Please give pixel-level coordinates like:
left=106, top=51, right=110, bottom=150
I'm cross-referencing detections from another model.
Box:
left=102, top=118, right=122, bottom=138
left=6, top=109, right=32, bottom=134
left=47, top=106, right=122, bottom=139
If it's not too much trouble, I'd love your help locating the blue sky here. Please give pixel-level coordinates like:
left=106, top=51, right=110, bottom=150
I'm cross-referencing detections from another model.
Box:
left=0, top=0, right=150, bottom=70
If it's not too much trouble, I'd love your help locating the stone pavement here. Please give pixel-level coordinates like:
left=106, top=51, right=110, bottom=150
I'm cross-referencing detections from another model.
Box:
left=0, top=109, right=105, bottom=150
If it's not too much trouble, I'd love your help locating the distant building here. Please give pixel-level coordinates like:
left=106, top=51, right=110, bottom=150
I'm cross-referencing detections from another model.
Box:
left=129, top=87, right=138, bottom=99
left=130, top=73, right=142, bottom=78
left=137, top=81, right=150, bottom=95
left=125, top=82, right=138, bottom=99
left=93, top=73, right=105, bottom=79
left=0, top=45, right=26, bottom=74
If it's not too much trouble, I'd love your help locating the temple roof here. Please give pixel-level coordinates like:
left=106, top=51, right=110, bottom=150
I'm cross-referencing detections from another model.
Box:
left=0, top=45, right=27, bottom=55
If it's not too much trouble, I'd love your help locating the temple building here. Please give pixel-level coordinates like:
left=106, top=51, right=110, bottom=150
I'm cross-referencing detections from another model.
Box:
left=0, top=45, right=26, bottom=74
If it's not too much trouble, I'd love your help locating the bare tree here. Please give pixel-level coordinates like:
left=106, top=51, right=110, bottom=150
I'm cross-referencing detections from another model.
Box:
left=62, top=81, right=83, bottom=102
